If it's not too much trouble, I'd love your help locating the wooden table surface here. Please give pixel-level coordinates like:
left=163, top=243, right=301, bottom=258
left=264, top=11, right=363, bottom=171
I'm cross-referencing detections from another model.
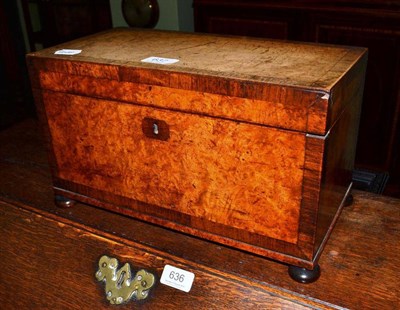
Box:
left=0, top=119, right=399, bottom=309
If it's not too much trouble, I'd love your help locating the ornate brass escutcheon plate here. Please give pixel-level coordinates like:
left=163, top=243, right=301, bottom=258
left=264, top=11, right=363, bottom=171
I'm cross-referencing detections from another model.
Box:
left=95, top=255, right=155, bottom=304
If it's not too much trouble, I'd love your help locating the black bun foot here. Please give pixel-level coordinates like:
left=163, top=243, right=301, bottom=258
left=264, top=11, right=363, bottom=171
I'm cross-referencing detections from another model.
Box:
left=55, top=195, right=76, bottom=208
left=288, top=264, right=321, bottom=284
left=344, top=193, right=354, bottom=207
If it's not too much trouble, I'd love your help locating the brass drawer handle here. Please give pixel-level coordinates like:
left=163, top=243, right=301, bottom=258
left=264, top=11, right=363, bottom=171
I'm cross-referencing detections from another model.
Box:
left=95, top=255, right=155, bottom=304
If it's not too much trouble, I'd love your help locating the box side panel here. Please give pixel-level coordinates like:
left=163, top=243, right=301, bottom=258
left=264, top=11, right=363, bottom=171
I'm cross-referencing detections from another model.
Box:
left=325, top=51, right=368, bottom=134
left=313, top=58, right=366, bottom=258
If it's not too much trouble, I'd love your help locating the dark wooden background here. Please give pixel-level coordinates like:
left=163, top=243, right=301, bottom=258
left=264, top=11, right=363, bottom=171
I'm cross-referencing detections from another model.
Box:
left=0, top=0, right=112, bottom=130
left=193, top=0, right=400, bottom=198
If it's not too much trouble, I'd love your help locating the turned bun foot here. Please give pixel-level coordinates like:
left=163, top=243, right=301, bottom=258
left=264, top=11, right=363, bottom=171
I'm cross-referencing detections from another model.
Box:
left=344, top=193, right=354, bottom=207
left=55, top=195, right=76, bottom=208
left=288, top=264, right=321, bottom=284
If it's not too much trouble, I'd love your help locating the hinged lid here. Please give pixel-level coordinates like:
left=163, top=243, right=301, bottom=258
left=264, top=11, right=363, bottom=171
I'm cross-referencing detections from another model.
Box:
left=27, top=28, right=367, bottom=135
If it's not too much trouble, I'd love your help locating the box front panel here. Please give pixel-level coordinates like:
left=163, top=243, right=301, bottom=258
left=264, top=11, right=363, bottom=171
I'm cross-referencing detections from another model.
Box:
left=43, top=91, right=306, bottom=245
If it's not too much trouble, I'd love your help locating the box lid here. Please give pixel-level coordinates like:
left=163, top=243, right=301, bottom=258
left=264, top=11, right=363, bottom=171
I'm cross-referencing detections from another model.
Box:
left=27, top=28, right=367, bottom=135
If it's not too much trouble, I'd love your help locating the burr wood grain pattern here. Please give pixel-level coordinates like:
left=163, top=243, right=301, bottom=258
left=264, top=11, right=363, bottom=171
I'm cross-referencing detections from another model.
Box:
left=0, top=120, right=399, bottom=309
left=26, top=28, right=367, bottom=271
left=43, top=91, right=305, bottom=244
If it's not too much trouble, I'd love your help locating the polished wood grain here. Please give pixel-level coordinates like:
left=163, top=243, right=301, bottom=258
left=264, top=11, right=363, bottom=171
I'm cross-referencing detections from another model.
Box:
left=37, top=70, right=315, bottom=133
left=0, top=120, right=399, bottom=309
left=26, top=28, right=365, bottom=91
left=26, top=28, right=367, bottom=135
left=26, top=29, right=367, bottom=270
left=0, top=200, right=315, bottom=310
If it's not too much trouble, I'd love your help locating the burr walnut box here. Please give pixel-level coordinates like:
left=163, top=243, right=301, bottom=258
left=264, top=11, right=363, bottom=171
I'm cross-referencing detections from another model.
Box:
left=27, top=28, right=367, bottom=281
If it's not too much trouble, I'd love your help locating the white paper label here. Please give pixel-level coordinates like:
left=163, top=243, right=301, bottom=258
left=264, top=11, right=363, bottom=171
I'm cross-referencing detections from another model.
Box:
left=54, top=49, right=82, bottom=55
left=160, top=264, right=195, bottom=292
left=141, top=56, right=179, bottom=65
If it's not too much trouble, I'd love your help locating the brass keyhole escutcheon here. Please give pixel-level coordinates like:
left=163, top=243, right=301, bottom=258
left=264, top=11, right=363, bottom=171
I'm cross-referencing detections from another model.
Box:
left=95, top=255, right=155, bottom=304
left=142, top=117, right=170, bottom=141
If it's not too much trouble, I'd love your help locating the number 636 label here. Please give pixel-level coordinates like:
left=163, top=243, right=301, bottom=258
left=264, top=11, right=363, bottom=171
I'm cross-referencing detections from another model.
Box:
left=160, top=265, right=195, bottom=292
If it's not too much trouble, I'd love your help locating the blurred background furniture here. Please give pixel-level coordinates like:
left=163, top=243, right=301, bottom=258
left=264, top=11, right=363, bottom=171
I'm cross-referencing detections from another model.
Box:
left=21, top=0, right=113, bottom=51
left=1, top=0, right=399, bottom=197
left=193, top=0, right=400, bottom=197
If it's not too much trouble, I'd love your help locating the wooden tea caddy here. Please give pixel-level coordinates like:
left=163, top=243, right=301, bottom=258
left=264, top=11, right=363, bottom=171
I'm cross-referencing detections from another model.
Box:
left=27, top=28, right=367, bottom=283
